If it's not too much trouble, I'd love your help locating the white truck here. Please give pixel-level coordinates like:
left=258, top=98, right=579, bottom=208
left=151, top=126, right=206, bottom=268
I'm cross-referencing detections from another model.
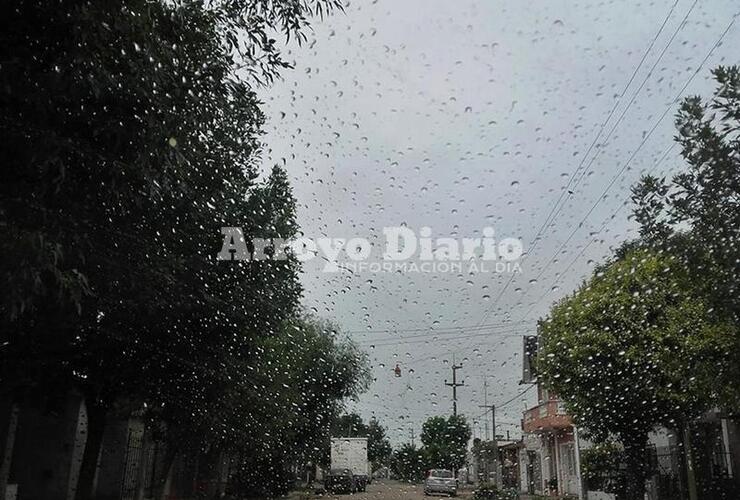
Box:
left=330, top=437, right=370, bottom=491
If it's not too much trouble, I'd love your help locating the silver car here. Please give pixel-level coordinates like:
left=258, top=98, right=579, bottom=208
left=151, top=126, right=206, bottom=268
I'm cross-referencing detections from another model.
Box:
left=424, top=469, right=457, bottom=496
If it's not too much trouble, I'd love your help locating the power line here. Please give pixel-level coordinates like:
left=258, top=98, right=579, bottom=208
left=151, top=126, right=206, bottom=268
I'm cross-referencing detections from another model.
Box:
left=526, top=0, right=682, bottom=258
left=362, top=333, right=521, bottom=349
left=532, top=0, right=698, bottom=245
left=356, top=326, right=524, bottom=346
left=467, top=0, right=691, bottom=334
left=515, top=11, right=737, bottom=325
left=517, top=15, right=737, bottom=309
left=346, top=319, right=532, bottom=336
left=519, top=143, right=677, bottom=321
left=499, top=384, right=536, bottom=410
left=473, top=384, right=535, bottom=421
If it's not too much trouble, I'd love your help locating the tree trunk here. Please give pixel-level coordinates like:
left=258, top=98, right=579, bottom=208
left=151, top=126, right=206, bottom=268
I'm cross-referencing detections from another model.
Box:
left=680, top=423, right=698, bottom=500
left=153, top=444, right=178, bottom=500
left=75, top=398, right=108, bottom=500
left=195, top=445, right=222, bottom=499
left=0, top=403, right=19, bottom=499
left=622, top=433, right=649, bottom=500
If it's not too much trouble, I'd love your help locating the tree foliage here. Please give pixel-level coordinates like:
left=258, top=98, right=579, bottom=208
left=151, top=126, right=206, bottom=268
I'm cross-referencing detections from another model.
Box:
left=632, top=65, right=740, bottom=409
left=367, top=417, right=393, bottom=470
left=389, top=416, right=471, bottom=483
left=390, top=443, right=427, bottom=482
left=226, top=316, right=370, bottom=497
left=0, top=0, right=345, bottom=498
left=420, top=415, right=471, bottom=471
left=580, top=441, right=626, bottom=495
left=538, top=248, right=736, bottom=499
left=220, top=0, right=344, bottom=84
left=539, top=66, right=740, bottom=500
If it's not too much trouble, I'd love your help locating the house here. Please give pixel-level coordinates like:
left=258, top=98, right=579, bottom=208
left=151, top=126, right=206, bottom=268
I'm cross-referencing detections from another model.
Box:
left=0, top=393, right=237, bottom=500
left=520, top=383, right=581, bottom=497
left=518, top=335, right=583, bottom=498
left=517, top=335, right=740, bottom=500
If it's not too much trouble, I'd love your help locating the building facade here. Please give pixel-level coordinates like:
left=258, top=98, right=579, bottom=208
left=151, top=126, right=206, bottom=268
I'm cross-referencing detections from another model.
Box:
left=517, top=335, right=740, bottom=500
left=519, top=383, right=581, bottom=497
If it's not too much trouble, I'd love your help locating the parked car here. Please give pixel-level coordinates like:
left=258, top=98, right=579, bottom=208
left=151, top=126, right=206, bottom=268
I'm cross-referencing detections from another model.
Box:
left=325, top=468, right=358, bottom=493
left=424, top=469, right=457, bottom=497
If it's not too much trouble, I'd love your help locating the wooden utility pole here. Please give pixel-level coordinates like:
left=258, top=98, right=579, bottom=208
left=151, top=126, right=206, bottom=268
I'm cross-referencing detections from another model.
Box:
left=478, top=399, right=501, bottom=486
left=444, top=360, right=465, bottom=416
left=480, top=379, right=490, bottom=440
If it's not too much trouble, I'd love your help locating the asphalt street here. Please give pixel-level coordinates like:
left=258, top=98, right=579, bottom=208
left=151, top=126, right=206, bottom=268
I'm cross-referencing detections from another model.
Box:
left=312, top=479, right=471, bottom=500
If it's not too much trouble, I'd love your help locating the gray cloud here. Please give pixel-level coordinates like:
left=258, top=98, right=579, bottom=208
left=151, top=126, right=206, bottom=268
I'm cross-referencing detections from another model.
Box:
left=256, top=0, right=740, bottom=444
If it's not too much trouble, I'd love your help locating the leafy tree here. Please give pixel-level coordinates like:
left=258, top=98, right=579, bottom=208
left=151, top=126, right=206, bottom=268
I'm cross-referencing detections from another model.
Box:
left=225, top=316, right=370, bottom=497
left=632, top=65, right=740, bottom=409
left=0, top=0, right=339, bottom=498
left=420, top=415, right=471, bottom=471
left=538, top=248, right=736, bottom=500
left=210, top=0, right=344, bottom=86
left=331, top=413, right=369, bottom=438
left=390, top=443, right=427, bottom=482
left=367, top=418, right=393, bottom=471
left=580, top=441, right=626, bottom=495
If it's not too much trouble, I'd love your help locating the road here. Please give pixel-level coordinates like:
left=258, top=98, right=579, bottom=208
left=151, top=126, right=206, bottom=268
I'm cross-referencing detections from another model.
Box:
left=313, top=480, right=471, bottom=500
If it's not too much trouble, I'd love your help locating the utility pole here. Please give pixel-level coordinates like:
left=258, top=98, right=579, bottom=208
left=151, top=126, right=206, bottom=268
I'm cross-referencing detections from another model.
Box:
left=490, top=404, right=497, bottom=446
left=478, top=402, right=501, bottom=486
left=491, top=404, right=501, bottom=486
left=410, top=428, right=415, bottom=447
left=480, top=378, right=490, bottom=440
left=573, top=426, right=584, bottom=500
left=444, top=358, right=464, bottom=416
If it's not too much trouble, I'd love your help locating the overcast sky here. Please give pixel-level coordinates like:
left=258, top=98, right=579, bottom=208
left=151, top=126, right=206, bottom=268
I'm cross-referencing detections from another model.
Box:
left=256, top=0, right=740, bottom=444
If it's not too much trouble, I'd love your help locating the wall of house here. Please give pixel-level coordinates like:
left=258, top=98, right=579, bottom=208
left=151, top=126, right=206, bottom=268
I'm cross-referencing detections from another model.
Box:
left=557, top=435, right=579, bottom=495
left=94, top=416, right=147, bottom=500
left=517, top=447, right=528, bottom=492
left=724, top=418, right=740, bottom=485
left=520, top=433, right=544, bottom=494
left=66, top=399, right=87, bottom=500
left=0, top=402, right=19, bottom=499
left=7, top=392, right=85, bottom=500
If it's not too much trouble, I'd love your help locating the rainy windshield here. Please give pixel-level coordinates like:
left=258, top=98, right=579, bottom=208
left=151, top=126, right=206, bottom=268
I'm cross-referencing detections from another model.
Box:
left=2, top=1, right=739, bottom=500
